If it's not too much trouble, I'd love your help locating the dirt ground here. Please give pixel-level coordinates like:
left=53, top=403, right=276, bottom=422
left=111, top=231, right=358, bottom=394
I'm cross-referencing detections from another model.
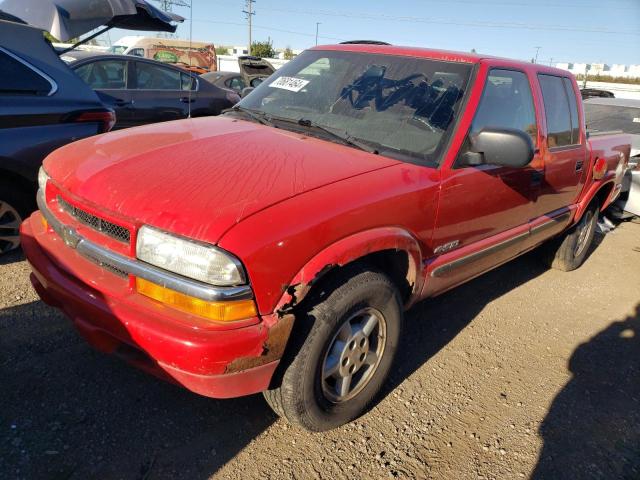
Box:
left=1, top=221, right=639, bottom=480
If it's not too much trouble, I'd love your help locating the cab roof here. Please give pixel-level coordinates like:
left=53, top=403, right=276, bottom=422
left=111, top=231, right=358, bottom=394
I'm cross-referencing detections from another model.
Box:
left=312, top=43, right=573, bottom=77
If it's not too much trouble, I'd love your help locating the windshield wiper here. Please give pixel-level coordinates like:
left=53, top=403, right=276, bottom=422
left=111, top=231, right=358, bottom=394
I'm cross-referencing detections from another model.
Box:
left=228, top=106, right=275, bottom=128
left=296, top=118, right=379, bottom=155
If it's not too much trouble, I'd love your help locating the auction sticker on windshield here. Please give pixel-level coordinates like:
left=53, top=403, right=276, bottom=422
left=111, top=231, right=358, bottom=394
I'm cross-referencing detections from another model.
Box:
left=269, top=76, right=310, bottom=92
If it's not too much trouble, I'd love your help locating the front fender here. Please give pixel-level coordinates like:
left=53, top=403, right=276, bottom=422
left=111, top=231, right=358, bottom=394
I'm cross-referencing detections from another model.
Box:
left=273, top=227, right=424, bottom=313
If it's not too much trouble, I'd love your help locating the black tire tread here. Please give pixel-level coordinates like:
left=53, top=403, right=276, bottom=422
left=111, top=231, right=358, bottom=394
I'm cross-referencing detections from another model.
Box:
left=541, top=201, right=599, bottom=272
left=263, top=265, right=402, bottom=431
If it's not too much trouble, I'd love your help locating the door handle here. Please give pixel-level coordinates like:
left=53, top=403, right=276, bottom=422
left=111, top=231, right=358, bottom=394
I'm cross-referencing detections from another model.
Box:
left=180, top=96, right=195, bottom=103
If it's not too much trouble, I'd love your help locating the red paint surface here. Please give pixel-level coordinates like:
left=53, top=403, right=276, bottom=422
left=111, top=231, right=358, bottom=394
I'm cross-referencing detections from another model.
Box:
left=23, top=45, right=631, bottom=398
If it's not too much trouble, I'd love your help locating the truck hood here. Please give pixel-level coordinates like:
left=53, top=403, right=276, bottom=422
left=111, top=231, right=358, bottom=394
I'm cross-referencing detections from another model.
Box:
left=44, top=116, right=399, bottom=243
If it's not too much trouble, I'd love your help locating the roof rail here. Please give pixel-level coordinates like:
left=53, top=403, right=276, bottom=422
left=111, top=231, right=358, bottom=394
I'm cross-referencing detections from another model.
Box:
left=339, top=40, right=391, bottom=46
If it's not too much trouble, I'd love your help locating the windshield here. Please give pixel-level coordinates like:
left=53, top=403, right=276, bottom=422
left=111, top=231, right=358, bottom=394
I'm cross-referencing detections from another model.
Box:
left=584, top=103, right=640, bottom=135
left=236, top=50, right=473, bottom=164
left=108, top=46, right=128, bottom=54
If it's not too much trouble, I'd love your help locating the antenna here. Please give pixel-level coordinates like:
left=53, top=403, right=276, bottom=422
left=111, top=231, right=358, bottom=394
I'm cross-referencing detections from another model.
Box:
left=243, top=0, right=255, bottom=54
left=152, top=0, right=194, bottom=117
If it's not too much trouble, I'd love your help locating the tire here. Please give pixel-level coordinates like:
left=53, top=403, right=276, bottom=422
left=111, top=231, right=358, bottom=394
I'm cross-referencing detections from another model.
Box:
left=540, top=201, right=599, bottom=272
left=0, top=180, right=34, bottom=254
left=263, top=266, right=403, bottom=431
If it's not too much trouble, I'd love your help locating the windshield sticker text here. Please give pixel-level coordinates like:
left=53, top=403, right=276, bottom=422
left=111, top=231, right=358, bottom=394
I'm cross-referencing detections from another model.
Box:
left=269, top=76, right=310, bottom=92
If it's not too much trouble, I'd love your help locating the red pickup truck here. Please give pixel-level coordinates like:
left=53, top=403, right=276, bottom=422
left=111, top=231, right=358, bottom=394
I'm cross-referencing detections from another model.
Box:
left=22, top=44, right=630, bottom=431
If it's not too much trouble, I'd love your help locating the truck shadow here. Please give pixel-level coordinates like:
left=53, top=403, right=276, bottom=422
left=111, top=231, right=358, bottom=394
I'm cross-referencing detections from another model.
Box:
left=531, top=303, right=640, bottom=479
left=0, top=300, right=276, bottom=479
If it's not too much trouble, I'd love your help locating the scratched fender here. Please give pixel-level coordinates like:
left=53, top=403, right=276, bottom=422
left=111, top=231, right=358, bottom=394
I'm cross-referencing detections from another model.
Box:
left=272, top=227, right=424, bottom=313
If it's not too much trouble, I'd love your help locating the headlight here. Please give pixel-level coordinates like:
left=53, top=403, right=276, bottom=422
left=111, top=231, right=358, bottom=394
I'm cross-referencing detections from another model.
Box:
left=38, top=166, right=50, bottom=193
left=136, top=226, right=246, bottom=286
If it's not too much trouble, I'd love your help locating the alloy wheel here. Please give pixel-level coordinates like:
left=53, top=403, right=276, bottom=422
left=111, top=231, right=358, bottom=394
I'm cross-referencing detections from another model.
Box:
left=574, top=210, right=595, bottom=257
left=321, top=307, right=387, bottom=403
left=0, top=200, right=23, bottom=254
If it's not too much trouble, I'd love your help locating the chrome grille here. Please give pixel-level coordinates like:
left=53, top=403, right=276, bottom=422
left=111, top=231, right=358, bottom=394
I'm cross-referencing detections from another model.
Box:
left=57, top=196, right=130, bottom=244
left=84, top=252, right=129, bottom=278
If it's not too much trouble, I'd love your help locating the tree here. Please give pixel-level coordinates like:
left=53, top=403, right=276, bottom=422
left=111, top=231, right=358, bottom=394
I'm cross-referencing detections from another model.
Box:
left=216, top=46, right=230, bottom=56
left=43, top=31, right=60, bottom=43
left=43, top=31, right=79, bottom=45
left=283, top=47, right=295, bottom=60
left=251, top=39, right=276, bottom=58
left=470, top=48, right=477, bottom=54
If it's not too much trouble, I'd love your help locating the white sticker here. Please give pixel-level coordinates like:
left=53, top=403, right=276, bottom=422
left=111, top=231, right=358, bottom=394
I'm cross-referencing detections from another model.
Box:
left=269, top=76, right=310, bottom=92
left=633, top=117, right=640, bottom=123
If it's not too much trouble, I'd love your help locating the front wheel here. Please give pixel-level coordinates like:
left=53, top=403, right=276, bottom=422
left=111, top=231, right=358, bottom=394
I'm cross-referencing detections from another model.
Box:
left=263, top=267, right=403, bottom=431
left=540, top=202, right=599, bottom=271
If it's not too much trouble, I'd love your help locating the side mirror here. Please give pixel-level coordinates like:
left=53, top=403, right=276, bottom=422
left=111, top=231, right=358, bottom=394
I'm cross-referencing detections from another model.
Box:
left=462, top=128, right=534, bottom=168
left=241, top=87, right=255, bottom=98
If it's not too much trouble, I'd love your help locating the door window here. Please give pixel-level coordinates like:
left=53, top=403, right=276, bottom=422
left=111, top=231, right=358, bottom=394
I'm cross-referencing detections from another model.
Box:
left=538, top=74, right=578, bottom=147
left=134, top=62, right=182, bottom=90
left=180, top=73, right=197, bottom=91
left=75, top=60, right=127, bottom=89
left=0, top=49, right=54, bottom=96
left=129, top=48, right=145, bottom=57
left=562, top=77, right=581, bottom=144
left=470, top=69, right=537, bottom=143
left=225, top=76, right=246, bottom=92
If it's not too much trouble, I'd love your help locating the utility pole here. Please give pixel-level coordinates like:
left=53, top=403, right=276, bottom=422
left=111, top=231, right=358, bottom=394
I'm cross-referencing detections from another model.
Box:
left=549, top=57, right=553, bottom=67
left=153, top=0, right=189, bottom=12
left=243, top=0, right=255, bottom=55
left=534, top=46, right=541, bottom=64
left=151, top=0, right=189, bottom=38
left=315, top=22, right=321, bottom=46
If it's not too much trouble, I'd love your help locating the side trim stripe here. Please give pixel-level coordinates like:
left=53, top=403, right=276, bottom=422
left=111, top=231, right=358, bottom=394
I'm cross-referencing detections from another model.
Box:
left=431, top=212, right=571, bottom=278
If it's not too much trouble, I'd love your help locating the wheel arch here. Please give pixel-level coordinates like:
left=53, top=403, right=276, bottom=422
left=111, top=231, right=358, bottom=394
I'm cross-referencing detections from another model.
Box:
left=575, top=180, right=615, bottom=222
left=273, top=227, right=424, bottom=315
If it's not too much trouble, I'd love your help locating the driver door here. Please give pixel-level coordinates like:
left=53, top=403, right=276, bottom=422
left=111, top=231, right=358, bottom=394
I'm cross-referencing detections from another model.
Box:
left=427, top=68, right=543, bottom=295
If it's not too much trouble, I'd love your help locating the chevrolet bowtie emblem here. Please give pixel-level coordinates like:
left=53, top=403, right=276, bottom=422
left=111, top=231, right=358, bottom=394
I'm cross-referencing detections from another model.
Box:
left=61, top=226, right=80, bottom=249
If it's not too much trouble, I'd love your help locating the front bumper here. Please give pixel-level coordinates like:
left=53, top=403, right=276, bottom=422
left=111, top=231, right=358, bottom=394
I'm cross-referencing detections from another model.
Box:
left=21, top=213, right=280, bottom=399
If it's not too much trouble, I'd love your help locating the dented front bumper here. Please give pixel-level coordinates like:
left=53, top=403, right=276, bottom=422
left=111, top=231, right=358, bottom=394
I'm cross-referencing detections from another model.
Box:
left=21, top=212, right=282, bottom=399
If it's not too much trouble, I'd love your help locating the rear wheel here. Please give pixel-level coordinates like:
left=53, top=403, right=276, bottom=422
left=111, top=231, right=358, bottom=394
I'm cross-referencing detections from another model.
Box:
left=263, top=266, right=403, bottom=431
left=0, top=181, right=33, bottom=254
left=540, top=202, right=599, bottom=271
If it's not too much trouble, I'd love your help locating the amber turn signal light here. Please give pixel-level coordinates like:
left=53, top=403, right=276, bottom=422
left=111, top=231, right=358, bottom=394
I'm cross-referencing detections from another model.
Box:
left=136, top=278, right=257, bottom=322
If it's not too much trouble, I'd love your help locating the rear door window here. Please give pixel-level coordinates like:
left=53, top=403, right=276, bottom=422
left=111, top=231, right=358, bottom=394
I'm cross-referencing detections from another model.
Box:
left=134, top=62, right=181, bottom=90
left=538, top=74, right=578, bottom=147
left=0, top=49, right=54, bottom=96
left=180, top=73, right=196, bottom=91
left=562, top=77, right=581, bottom=144
left=75, top=60, right=128, bottom=90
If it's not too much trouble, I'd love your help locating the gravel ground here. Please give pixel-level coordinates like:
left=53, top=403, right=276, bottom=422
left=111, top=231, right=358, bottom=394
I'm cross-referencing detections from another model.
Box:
left=1, top=221, right=639, bottom=480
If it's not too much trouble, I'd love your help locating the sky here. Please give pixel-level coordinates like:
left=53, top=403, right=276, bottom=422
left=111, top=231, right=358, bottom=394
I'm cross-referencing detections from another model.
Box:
left=106, top=0, right=640, bottom=66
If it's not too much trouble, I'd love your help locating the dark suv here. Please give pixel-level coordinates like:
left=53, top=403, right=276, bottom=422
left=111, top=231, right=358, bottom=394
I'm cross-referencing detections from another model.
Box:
left=0, top=19, right=115, bottom=253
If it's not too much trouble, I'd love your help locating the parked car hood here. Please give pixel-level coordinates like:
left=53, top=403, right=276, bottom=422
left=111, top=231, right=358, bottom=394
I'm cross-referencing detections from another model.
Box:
left=0, top=0, right=182, bottom=42
left=44, top=116, right=399, bottom=244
